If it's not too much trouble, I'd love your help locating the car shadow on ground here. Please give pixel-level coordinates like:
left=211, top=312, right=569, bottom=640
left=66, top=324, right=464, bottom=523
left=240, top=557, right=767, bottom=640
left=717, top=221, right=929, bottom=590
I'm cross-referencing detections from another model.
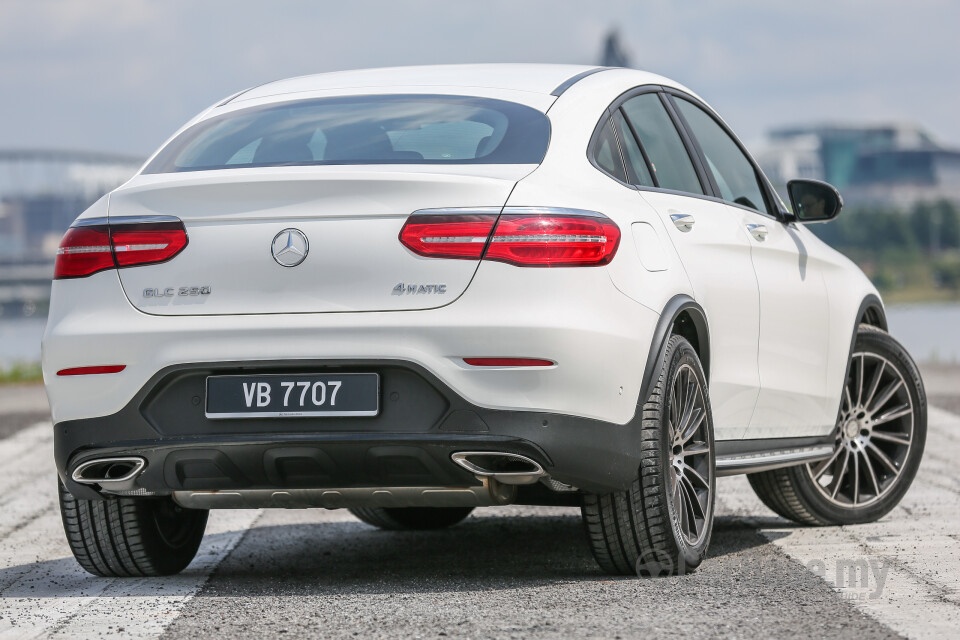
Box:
left=194, top=513, right=785, bottom=596
left=0, top=513, right=794, bottom=599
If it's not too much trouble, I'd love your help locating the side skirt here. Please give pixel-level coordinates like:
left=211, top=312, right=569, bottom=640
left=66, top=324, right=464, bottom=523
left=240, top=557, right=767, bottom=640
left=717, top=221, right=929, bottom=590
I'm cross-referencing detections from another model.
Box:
left=715, top=435, right=834, bottom=477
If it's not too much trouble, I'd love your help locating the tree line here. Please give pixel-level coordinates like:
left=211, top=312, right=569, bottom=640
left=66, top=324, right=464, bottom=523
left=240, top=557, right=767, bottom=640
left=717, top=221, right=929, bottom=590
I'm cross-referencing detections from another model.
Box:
left=811, top=200, right=960, bottom=253
left=810, top=199, right=960, bottom=294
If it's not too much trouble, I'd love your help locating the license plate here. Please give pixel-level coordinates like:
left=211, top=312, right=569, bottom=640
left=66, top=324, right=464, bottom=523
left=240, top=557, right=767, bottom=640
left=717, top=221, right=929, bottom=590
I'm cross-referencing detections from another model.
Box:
left=205, top=373, right=379, bottom=419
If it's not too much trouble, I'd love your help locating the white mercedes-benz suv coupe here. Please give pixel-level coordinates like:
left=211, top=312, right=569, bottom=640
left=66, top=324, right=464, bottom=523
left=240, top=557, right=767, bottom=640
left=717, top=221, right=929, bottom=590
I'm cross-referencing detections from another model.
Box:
left=44, top=64, right=926, bottom=577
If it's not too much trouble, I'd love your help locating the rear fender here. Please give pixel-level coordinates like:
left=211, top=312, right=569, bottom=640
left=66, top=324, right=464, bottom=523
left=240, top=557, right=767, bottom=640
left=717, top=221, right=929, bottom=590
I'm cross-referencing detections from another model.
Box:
left=639, top=295, right=710, bottom=404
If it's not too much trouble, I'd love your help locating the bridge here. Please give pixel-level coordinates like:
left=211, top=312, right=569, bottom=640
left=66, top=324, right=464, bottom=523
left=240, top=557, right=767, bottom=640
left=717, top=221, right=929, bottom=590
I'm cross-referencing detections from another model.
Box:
left=0, top=148, right=142, bottom=317
left=0, top=260, right=53, bottom=317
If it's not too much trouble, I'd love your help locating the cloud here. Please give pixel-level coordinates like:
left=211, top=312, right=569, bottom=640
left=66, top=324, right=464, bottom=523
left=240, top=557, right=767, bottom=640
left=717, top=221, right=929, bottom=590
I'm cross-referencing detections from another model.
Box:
left=0, top=0, right=159, bottom=44
left=1, top=0, right=958, bottom=154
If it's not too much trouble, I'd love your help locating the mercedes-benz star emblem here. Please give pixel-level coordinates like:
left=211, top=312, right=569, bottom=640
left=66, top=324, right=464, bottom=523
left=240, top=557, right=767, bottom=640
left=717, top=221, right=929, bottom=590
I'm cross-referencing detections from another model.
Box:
left=271, top=229, right=309, bottom=267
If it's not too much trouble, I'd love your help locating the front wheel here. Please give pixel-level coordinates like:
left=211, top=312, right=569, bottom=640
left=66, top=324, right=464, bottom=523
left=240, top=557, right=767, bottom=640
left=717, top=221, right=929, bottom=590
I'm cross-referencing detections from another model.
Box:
left=749, top=325, right=927, bottom=525
left=582, top=335, right=715, bottom=576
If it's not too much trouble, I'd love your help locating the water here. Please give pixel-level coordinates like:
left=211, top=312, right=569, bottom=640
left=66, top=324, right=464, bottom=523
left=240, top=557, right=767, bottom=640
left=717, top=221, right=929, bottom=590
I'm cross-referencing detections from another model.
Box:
left=0, top=303, right=957, bottom=368
left=886, top=302, right=960, bottom=364
left=0, top=317, right=45, bottom=368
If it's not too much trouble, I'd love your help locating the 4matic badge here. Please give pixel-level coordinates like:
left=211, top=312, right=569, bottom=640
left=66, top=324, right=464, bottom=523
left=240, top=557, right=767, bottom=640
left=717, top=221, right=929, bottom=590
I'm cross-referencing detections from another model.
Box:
left=392, top=283, right=447, bottom=295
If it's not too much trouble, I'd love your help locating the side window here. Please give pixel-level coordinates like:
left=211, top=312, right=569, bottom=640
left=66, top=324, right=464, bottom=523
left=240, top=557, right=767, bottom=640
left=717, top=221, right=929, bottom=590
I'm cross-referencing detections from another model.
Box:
left=620, top=94, right=703, bottom=195
left=612, top=110, right=655, bottom=187
left=590, top=117, right=628, bottom=183
left=673, top=98, right=772, bottom=215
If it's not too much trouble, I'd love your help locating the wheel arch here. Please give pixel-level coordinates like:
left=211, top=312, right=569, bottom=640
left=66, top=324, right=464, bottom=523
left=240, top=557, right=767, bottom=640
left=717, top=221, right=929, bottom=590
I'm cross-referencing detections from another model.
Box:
left=857, top=294, right=887, bottom=331
left=639, top=295, right=710, bottom=404
left=847, top=294, right=888, bottom=365
left=833, top=293, right=889, bottom=425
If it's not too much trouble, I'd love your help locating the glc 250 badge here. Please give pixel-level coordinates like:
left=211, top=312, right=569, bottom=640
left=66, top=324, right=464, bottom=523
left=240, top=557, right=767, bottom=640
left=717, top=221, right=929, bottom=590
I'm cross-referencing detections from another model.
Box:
left=143, top=286, right=212, bottom=298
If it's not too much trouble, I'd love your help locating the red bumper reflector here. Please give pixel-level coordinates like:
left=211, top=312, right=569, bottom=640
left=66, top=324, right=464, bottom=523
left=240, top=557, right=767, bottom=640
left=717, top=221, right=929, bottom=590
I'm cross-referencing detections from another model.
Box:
left=57, top=365, right=127, bottom=376
left=463, top=358, right=555, bottom=367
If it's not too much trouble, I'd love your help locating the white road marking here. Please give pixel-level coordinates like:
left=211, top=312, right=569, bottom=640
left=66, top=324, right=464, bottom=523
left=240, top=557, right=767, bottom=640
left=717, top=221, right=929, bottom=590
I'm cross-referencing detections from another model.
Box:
left=718, top=406, right=960, bottom=640
left=0, top=421, right=262, bottom=639
left=0, top=424, right=58, bottom=545
left=0, top=423, right=52, bottom=472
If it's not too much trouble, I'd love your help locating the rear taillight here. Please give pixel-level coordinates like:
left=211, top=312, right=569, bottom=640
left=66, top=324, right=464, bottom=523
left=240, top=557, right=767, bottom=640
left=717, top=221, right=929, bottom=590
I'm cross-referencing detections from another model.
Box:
left=486, top=212, right=620, bottom=267
left=55, top=218, right=188, bottom=279
left=111, top=222, right=188, bottom=268
left=54, top=226, right=115, bottom=280
left=399, top=213, right=498, bottom=259
left=399, top=208, right=620, bottom=267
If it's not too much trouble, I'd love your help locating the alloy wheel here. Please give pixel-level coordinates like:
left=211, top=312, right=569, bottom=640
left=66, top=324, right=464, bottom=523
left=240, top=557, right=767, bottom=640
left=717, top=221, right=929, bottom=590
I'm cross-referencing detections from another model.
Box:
left=806, top=352, right=915, bottom=508
left=667, top=363, right=713, bottom=545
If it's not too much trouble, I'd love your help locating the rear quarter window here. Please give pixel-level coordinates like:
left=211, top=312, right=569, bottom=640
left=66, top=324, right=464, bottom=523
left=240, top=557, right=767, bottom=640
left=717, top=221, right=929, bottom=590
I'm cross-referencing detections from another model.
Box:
left=620, top=93, right=704, bottom=195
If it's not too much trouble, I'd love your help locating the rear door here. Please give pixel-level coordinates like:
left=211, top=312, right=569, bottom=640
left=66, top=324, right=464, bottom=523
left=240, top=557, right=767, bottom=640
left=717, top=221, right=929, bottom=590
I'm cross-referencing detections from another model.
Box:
left=668, top=94, right=833, bottom=439
left=615, top=91, right=761, bottom=440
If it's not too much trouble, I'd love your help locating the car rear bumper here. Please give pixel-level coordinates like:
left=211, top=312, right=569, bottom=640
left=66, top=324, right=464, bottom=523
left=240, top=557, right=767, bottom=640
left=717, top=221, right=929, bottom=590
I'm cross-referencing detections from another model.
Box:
left=43, top=262, right=658, bottom=427
left=45, top=260, right=660, bottom=499
left=55, top=360, right=647, bottom=500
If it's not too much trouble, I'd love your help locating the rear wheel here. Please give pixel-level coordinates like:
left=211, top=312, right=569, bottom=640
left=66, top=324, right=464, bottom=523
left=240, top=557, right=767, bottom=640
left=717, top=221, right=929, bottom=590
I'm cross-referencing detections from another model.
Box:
left=348, top=506, right=475, bottom=530
left=58, top=480, right=208, bottom=577
left=749, top=326, right=926, bottom=525
left=582, top=335, right=715, bottom=576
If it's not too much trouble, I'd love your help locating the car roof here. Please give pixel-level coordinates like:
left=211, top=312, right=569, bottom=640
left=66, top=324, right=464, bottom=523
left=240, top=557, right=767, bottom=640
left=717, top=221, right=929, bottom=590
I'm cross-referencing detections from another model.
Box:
left=228, top=64, right=673, bottom=103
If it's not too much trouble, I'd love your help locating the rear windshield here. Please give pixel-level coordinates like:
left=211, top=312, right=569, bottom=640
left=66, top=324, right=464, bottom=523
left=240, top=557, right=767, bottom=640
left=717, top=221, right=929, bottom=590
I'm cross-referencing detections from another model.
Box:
left=144, top=95, right=550, bottom=173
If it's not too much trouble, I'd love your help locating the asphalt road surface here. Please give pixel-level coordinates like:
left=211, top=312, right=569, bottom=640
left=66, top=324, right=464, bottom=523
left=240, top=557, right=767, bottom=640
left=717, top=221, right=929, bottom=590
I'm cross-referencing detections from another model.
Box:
left=1, top=381, right=958, bottom=639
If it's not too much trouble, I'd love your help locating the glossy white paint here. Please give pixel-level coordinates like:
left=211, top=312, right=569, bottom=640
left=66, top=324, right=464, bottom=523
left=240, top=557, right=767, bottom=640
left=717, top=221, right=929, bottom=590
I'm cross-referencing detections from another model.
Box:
left=745, top=216, right=833, bottom=438
left=43, top=264, right=654, bottom=426
left=111, top=166, right=533, bottom=315
left=630, top=223, right=670, bottom=272
left=640, top=191, right=762, bottom=440
left=233, top=64, right=599, bottom=102
left=44, top=64, right=881, bottom=445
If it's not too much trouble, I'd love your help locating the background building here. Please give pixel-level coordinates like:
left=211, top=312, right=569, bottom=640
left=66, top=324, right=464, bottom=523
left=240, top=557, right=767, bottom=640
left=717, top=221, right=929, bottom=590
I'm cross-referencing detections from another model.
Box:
left=755, top=124, right=960, bottom=209
left=0, top=150, right=141, bottom=316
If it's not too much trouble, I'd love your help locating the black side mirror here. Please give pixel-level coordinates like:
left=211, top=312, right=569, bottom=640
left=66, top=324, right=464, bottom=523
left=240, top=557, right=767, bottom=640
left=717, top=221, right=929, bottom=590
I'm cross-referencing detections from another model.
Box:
left=787, top=179, right=843, bottom=223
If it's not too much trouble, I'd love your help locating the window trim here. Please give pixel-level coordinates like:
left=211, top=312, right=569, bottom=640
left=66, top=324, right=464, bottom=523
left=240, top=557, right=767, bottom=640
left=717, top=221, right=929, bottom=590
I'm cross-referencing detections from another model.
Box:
left=587, top=108, right=636, bottom=189
left=662, top=89, right=785, bottom=221
left=586, top=84, right=788, bottom=222
left=602, top=85, right=710, bottom=196
left=656, top=92, right=714, bottom=199
left=613, top=108, right=659, bottom=188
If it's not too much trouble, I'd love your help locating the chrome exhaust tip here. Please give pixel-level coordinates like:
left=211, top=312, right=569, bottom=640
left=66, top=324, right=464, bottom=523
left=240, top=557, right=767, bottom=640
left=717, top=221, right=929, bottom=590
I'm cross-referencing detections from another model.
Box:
left=71, top=457, right=147, bottom=488
left=451, top=451, right=546, bottom=485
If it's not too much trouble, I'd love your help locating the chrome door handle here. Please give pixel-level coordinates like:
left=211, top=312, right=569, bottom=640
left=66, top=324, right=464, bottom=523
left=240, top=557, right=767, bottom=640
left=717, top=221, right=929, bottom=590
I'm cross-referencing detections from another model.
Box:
left=746, top=223, right=768, bottom=241
left=670, top=213, right=695, bottom=232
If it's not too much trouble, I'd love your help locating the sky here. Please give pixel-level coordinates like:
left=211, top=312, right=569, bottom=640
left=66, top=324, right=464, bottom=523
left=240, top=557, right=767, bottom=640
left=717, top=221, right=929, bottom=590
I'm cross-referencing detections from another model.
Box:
left=2, top=0, right=959, bottom=158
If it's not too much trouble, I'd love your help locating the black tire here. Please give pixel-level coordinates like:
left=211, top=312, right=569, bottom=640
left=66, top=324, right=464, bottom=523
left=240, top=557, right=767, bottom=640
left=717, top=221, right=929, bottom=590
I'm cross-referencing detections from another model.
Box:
left=58, top=480, right=208, bottom=577
left=749, top=325, right=927, bottom=525
left=348, top=506, right=475, bottom=530
left=582, top=335, right=716, bottom=576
